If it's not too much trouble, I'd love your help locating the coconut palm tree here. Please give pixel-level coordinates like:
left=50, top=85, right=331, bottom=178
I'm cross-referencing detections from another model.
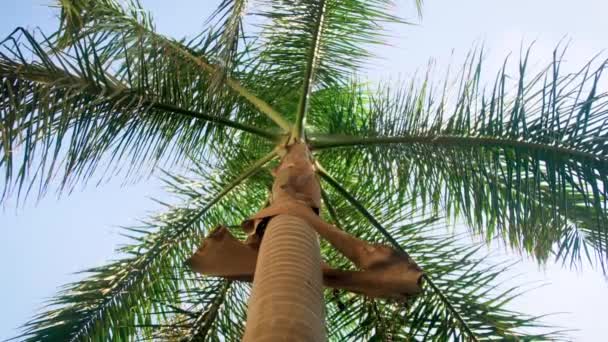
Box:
left=1, top=0, right=607, bottom=340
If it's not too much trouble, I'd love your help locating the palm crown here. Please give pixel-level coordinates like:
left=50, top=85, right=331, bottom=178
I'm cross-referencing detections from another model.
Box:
left=1, top=0, right=606, bottom=341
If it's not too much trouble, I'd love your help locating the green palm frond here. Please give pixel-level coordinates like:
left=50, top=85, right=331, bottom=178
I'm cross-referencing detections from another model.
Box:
left=293, top=0, right=327, bottom=138
left=181, top=281, right=251, bottom=341
left=206, top=0, right=249, bottom=75
left=0, top=26, right=278, bottom=200
left=54, top=0, right=292, bottom=131
left=318, top=171, right=558, bottom=341
left=255, top=0, right=412, bottom=130
left=151, top=279, right=251, bottom=341
left=16, top=150, right=275, bottom=341
left=310, top=48, right=608, bottom=271
left=257, top=0, right=412, bottom=89
left=182, top=281, right=235, bottom=341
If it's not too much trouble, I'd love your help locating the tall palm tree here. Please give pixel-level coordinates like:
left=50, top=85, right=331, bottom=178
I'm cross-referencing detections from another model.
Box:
left=1, top=0, right=606, bottom=340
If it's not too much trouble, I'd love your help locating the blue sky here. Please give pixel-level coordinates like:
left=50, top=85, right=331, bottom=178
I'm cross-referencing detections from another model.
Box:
left=1, top=0, right=607, bottom=341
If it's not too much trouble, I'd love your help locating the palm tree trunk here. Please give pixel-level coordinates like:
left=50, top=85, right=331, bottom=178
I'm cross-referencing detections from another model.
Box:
left=243, top=214, right=325, bottom=341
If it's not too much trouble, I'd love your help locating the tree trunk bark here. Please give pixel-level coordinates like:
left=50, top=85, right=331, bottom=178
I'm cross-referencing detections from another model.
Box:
left=243, top=214, right=325, bottom=342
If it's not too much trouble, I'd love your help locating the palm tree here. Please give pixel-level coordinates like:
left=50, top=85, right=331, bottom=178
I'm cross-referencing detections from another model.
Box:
left=1, top=0, right=606, bottom=340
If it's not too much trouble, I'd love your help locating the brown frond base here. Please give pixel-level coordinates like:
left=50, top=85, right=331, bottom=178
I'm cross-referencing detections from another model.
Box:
left=187, top=224, right=423, bottom=300
left=186, top=226, right=256, bottom=282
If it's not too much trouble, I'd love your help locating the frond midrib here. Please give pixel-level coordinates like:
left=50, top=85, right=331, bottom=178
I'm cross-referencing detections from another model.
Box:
left=57, top=1, right=293, bottom=132
left=294, top=0, right=328, bottom=139
left=141, top=23, right=293, bottom=132
left=1, top=63, right=279, bottom=141
left=310, top=134, right=606, bottom=164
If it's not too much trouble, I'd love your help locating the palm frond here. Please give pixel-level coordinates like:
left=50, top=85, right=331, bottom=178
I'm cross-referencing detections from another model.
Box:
left=318, top=167, right=478, bottom=340
left=293, top=0, right=328, bottom=139
left=310, top=47, right=608, bottom=271
left=148, top=279, right=252, bottom=342
left=150, top=279, right=248, bottom=341
left=55, top=0, right=292, bottom=131
left=318, top=172, right=559, bottom=341
left=0, top=26, right=279, bottom=200
left=255, top=0, right=409, bottom=125
left=206, top=0, right=249, bottom=76
left=182, top=280, right=233, bottom=342
left=15, top=150, right=275, bottom=341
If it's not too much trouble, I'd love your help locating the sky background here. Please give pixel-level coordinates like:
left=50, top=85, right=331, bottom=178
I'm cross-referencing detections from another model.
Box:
left=1, top=0, right=607, bottom=341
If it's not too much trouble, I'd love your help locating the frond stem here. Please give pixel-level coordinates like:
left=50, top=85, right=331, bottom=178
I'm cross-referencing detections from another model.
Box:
left=186, top=280, right=232, bottom=341
left=2, top=64, right=279, bottom=141
left=317, top=165, right=406, bottom=250
left=310, top=134, right=606, bottom=165
left=153, top=102, right=279, bottom=141
left=320, top=188, right=341, bottom=226
left=422, top=274, right=479, bottom=342
left=294, top=0, right=328, bottom=139
left=162, top=38, right=293, bottom=132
